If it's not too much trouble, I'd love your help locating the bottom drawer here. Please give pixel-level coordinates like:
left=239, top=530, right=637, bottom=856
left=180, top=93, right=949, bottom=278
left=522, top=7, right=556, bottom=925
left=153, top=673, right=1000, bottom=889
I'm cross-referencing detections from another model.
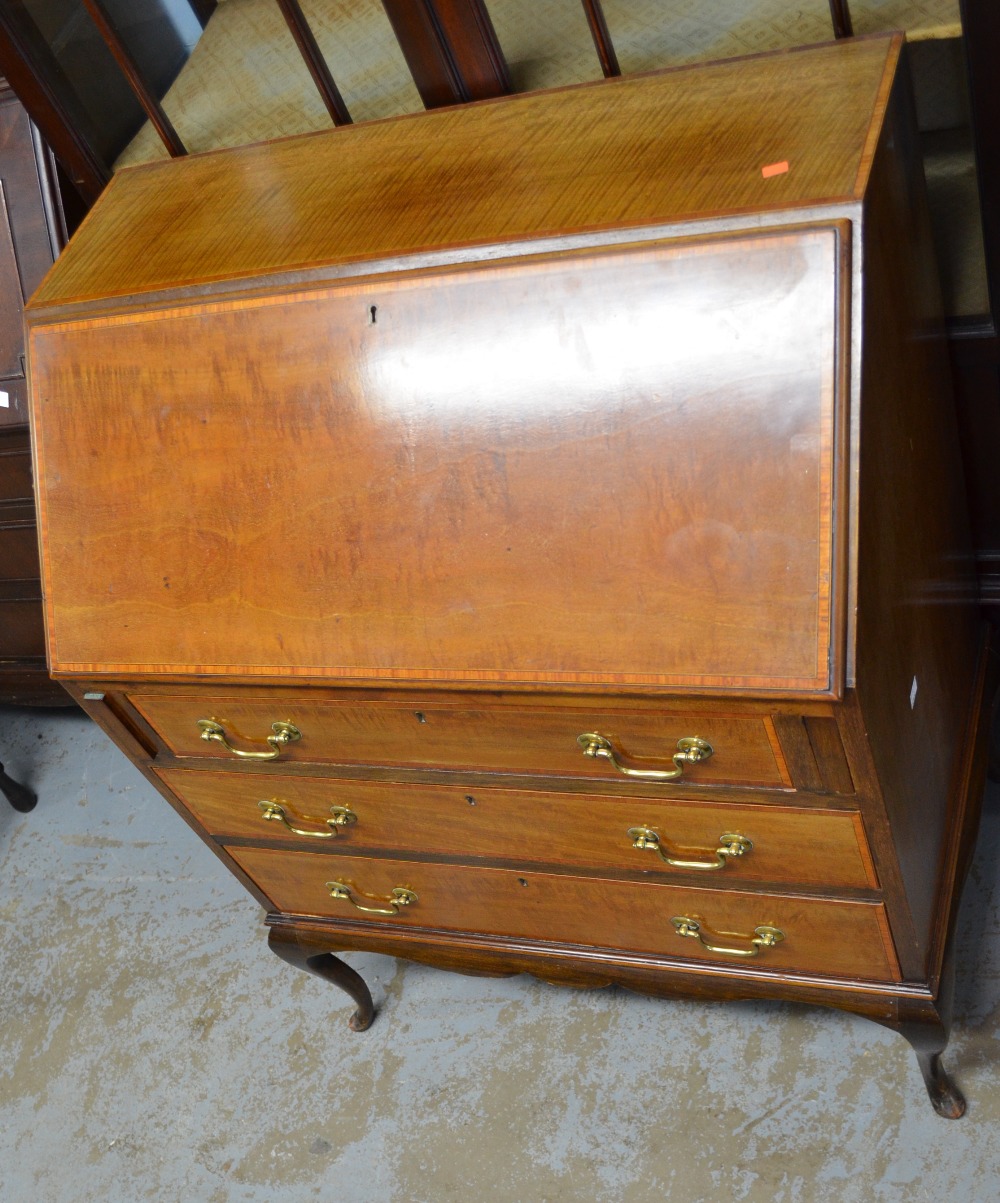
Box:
left=229, top=847, right=900, bottom=983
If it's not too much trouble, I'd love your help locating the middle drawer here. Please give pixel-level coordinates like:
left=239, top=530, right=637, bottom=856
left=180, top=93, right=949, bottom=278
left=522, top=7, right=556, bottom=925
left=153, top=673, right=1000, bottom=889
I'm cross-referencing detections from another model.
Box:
left=156, top=768, right=876, bottom=889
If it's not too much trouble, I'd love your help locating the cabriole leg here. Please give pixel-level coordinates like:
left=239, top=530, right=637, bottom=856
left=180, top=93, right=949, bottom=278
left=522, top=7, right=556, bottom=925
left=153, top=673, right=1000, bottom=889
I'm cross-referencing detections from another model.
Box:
left=268, top=927, right=375, bottom=1032
left=904, top=1036, right=965, bottom=1120
left=906, top=953, right=964, bottom=1118
left=883, top=951, right=964, bottom=1119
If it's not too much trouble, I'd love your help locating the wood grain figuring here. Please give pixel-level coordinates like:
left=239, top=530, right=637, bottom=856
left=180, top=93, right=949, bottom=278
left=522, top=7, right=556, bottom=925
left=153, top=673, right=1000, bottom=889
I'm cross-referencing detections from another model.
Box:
left=769, top=715, right=823, bottom=792
left=133, top=692, right=788, bottom=786
left=32, top=231, right=840, bottom=693
left=229, top=846, right=899, bottom=981
left=156, top=767, right=875, bottom=888
left=26, top=37, right=899, bottom=311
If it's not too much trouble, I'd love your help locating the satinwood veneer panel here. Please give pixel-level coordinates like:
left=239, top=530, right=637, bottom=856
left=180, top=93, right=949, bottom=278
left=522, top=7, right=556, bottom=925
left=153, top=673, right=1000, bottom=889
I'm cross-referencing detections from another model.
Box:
left=31, top=229, right=840, bottom=693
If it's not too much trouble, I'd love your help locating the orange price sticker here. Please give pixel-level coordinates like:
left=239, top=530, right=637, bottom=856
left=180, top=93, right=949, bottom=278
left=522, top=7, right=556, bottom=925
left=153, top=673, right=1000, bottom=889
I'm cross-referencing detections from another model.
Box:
left=761, top=161, right=790, bottom=179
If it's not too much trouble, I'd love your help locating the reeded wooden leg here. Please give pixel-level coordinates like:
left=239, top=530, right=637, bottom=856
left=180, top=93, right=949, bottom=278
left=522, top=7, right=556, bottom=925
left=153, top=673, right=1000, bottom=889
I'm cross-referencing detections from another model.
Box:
left=268, top=926, right=376, bottom=1031
left=0, top=762, right=37, bottom=813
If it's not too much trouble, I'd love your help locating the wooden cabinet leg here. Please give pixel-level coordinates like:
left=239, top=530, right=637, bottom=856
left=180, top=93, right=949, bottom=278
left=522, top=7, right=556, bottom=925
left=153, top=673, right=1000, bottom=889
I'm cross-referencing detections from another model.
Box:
left=906, top=1040, right=965, bottom=1119
left=0, top=762, right=37, bottom=813
left=268, top=927, right=376, bottom=1032
left=905, top=949, right=965, bottom=1118
left=877, top=951, right=965, bottom=1118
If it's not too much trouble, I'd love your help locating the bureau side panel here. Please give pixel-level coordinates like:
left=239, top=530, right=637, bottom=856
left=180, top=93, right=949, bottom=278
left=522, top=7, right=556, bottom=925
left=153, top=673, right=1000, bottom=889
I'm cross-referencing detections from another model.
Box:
left=30, top=230, right=843, bottom=695
left=853, top=58, right=982, bottom=968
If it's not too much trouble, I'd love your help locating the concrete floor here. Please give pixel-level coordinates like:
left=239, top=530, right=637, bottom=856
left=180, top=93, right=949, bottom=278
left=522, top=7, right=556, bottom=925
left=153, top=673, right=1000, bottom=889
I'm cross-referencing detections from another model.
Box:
left=2, top=705, right=999, bottom=1203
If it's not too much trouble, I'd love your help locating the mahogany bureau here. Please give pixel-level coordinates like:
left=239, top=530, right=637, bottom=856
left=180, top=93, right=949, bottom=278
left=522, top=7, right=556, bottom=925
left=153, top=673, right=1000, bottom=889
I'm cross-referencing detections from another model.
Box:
left=25, top=36, right=993, bottom=1117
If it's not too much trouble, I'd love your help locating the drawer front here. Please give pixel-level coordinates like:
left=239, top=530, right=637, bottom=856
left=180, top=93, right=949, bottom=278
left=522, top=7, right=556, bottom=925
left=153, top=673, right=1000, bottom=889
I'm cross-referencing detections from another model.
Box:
left=0, top=520, right=41, bottom=581
left=160, top=768, right=875, bottom=889
left=0, top=439, right=32, bottom=502
left=0, top=598, right=45, bottom=658
left=132, top=693, right=790, bottom=788
left=230, top=848, right=899, bottom=982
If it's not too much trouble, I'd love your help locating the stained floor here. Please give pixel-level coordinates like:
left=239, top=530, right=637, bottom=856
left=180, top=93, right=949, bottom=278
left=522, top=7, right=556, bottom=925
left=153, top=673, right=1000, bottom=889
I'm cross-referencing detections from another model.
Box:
left=2, top=706, right=999, bottom=1202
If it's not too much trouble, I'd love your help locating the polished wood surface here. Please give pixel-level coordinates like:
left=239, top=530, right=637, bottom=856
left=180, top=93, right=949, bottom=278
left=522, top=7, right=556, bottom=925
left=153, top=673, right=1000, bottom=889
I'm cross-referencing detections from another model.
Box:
left=0, top=431, right=32, bottom=499
left=229, top=846, right=899, bottom=981
left=134, top=693, right=789, bottom=786
left=27, top=37, right=899, bottom=311
left=157, top=767, right=875, bottom=888
left=32, top=230, right=840, bottom=693
left=27, top=39, right=991, bottom=1116
left=0, top=0, right=209, bottom=205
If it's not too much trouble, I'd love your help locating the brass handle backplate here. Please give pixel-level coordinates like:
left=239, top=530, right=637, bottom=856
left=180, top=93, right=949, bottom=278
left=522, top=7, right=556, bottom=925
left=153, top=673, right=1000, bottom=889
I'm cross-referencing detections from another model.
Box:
left=577, top=732, right=713, bottom=781
left=671, top=916, right=784, bottom=959
left=197, top=718, right=301, bottom=760
left=628, top=826, right=752, bottom=871
left=258, top=800, right=357, bottom=838
left=326, top=880, right=418, bottom=916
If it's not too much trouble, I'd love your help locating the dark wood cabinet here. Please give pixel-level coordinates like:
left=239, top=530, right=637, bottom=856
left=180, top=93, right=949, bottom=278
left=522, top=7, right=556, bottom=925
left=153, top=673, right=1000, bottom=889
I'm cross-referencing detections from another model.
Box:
left=0, top=78, right=67, bottom=705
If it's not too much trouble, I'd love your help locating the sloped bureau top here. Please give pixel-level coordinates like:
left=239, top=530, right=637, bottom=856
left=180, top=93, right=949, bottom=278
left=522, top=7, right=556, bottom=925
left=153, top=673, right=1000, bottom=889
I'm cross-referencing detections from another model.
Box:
left=27, top=37, right=897, bottom=310
left=26, top=38, right=895, bottom=695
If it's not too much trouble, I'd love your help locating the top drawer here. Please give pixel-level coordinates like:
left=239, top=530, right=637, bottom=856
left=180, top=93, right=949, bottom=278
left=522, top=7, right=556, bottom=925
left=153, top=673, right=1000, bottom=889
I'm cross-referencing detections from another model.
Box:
left=129, top=693, right=791, bottom=788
